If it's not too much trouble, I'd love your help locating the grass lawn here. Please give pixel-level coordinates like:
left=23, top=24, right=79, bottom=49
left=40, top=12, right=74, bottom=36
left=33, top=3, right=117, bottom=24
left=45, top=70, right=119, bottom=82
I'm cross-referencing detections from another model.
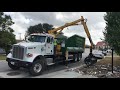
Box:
left=0, top=54, right=6, bottom=60
left=96, top=56, right=120, bottom=66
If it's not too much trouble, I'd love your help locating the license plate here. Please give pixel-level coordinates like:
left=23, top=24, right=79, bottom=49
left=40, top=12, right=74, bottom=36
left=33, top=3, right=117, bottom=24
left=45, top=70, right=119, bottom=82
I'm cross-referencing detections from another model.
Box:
left=11, top=62, right=15, bottom=65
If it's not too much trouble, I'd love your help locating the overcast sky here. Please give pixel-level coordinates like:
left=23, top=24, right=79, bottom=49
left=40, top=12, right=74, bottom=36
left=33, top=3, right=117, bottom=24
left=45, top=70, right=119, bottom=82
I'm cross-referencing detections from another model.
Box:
left=4, top=12, right=106, bottom=45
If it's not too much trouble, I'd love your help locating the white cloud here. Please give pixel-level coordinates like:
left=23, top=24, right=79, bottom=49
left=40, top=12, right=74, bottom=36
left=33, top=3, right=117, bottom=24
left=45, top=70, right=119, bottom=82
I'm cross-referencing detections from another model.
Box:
left=4, top=12, right=106, bottom=45
left=56, top=12, right=64, bottom=20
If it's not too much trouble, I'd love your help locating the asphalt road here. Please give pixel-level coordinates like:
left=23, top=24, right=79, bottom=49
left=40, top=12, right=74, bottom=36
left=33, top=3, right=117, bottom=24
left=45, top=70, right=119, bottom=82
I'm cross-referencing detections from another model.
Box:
left=0, top=48, right=90, bottom=78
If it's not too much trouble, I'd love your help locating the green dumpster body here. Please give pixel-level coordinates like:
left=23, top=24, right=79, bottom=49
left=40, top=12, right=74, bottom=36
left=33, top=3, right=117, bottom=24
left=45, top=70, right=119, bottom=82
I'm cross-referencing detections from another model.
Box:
left=60, top=34, right=85, bottom=55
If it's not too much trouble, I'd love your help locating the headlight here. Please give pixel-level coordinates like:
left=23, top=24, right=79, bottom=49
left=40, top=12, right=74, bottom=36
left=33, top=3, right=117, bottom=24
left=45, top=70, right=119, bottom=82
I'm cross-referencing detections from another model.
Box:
left=26, top=53, right=33, bottom=57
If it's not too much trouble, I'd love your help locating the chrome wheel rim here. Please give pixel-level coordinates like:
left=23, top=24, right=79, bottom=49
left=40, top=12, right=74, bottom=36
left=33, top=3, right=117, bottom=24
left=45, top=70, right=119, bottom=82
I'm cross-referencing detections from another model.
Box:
left=34, top=63, right=42, bottom=73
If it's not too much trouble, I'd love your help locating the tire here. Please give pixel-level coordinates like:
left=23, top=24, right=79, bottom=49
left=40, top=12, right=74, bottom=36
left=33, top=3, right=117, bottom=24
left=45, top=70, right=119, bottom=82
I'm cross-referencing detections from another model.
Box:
left=8, top=62, right=20, bottom=70
left=73, top=54, right=77, bottom=62
left=29, top=59, right=45, bottom=76
left=73, top=53, right=80, bottom=62
left=77, top=53, right=82, bottom=61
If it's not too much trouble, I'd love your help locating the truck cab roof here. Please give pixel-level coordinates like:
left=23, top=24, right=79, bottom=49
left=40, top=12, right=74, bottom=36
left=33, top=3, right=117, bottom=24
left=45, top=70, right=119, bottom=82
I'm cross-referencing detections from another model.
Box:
left=30, top=33, right=54, bottom=38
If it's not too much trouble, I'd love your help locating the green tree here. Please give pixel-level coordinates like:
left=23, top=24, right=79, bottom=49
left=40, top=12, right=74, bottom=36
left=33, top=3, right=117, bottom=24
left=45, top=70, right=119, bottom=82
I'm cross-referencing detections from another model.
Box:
left=103, top=12, right=120, bottom=55
left=26, top=23, right=54, bottom=36
left=43, top=23, right=54, bottom=33
left=0, top=12, right=16, bottom=55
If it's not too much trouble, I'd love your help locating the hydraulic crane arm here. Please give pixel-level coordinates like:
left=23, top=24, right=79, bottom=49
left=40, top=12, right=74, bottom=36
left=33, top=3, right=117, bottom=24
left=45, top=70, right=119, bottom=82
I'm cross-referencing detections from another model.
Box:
left=48, top=16, right=94, bottom=51
left=48, top=18, right=82, bottom=38
left=80, top=16, right=94, bottom=54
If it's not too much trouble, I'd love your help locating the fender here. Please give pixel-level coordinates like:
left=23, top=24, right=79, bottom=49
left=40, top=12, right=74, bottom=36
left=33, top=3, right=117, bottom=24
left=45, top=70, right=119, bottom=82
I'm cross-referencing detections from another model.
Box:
left=24, top=53, right=45, bottom=63
left=7, top=53, right=12, bottom=59
left=33, top=55, right=47, bottom=66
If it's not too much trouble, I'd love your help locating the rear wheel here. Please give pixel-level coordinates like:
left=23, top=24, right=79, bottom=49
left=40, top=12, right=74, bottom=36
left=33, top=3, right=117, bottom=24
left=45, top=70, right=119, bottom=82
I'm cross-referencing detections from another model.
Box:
left=73, top=53, right=80, bottom=62
left=8, top=62, right=20, bottom=70
left=73, top=54, right=77, bottom=62
left=29, top=59, right=45, bottom=76
left=77, top=53, right=82, bottom=61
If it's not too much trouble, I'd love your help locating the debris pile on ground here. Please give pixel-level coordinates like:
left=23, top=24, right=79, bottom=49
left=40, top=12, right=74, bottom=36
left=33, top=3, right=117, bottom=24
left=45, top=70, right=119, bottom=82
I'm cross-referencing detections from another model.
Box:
left=72, top=64, right=120, bottom=78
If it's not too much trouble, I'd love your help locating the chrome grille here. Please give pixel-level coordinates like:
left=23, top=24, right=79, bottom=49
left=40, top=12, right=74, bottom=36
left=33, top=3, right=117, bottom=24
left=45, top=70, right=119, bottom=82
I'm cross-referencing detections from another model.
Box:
left=12, top=45, right=25, bottom=59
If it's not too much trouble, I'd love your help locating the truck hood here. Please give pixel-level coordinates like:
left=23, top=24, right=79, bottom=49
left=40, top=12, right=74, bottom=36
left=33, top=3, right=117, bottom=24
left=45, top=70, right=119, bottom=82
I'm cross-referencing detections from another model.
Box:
left=14, top=41, right=45, bottom=47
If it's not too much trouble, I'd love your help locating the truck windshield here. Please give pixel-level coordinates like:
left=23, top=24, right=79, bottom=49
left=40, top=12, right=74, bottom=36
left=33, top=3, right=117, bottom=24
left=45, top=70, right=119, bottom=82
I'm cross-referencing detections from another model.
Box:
left=28, top=35, right=46, bottom=42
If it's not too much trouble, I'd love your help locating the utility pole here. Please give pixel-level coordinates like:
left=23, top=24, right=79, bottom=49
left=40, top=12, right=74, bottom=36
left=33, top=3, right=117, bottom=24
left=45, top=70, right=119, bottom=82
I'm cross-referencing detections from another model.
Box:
left=18, top=33, right=21, bottom=40
left=111, top=47, right=114, bottom=73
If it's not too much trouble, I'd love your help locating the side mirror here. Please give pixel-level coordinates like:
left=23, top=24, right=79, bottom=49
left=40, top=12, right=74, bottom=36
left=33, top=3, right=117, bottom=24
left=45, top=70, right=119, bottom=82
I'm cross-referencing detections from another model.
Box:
left=25, top=36, right=30, bottom=41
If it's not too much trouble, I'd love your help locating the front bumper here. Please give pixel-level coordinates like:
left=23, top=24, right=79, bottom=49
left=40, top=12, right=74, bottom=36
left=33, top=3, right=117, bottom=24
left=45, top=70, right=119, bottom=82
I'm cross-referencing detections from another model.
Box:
left=6, top=58, right=32, bottom=68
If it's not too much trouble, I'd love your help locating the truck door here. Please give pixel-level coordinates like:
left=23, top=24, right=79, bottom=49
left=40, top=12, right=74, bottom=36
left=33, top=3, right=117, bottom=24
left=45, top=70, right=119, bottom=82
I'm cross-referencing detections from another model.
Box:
left=46, top=37, right=54, bottom=55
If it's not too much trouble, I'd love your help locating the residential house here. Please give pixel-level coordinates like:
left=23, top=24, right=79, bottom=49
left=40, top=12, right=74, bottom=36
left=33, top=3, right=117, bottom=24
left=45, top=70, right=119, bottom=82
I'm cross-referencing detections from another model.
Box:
left=95, top=41, right=109, bottom=50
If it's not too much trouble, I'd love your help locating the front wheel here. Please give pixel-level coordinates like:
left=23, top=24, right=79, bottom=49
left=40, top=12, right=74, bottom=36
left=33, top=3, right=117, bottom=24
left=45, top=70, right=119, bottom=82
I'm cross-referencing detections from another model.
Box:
left=29, top=60, right=44, bottom=76
left=8, top=62, right=20, bottom=70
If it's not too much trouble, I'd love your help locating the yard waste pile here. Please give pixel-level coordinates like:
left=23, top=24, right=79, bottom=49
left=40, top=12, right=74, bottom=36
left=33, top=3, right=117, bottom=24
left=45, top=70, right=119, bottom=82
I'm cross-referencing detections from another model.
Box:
left=66, top=64, right=120, bottom=78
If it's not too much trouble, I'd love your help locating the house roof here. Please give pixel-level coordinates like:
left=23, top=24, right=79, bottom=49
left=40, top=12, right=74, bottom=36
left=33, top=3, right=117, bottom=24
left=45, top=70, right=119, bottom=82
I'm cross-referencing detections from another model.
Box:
left=96, top=41, right=106, bottom=46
